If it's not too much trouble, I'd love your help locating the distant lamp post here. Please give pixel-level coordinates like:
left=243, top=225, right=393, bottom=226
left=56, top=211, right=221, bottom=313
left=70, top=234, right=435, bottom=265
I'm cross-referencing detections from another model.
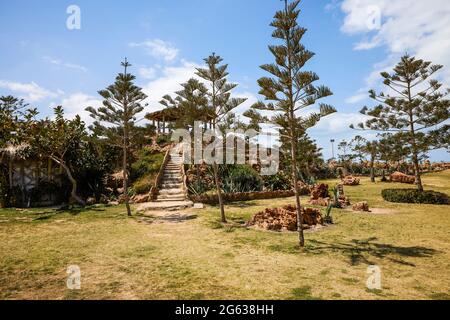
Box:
left=330, top=139, right=335, bottom=160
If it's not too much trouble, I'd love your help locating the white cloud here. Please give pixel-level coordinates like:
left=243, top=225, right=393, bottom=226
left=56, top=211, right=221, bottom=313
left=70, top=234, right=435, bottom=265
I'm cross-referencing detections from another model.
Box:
left=138, top=66, right=157, bottom=80
left=345, top=92, right=367, bottom=104
left=130, top=39, right=179, bottom=62
left=57, top=93, right=102, bottom=126
left=309, top=112, right=370, bottom=134
left=141, top=59, right=200, bottom=113
left=43, top=56, right=88, bottom=73
left=339, top=0, right=450, bottom=101
left=0, top=80, right=62, bottom=102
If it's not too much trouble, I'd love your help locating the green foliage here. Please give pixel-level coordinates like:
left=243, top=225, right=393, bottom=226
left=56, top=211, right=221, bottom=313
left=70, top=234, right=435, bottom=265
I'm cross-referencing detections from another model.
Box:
left=71, top=141, right=112, bottom=200
left=263, top=172, right=292, bottom=191
left=187, top=180, right=213, bottom=196
left=381, top=189, right=449, bottom=205
left=353, top=55, right=450, bottom=191
left=324, top=205, right=333, bottom=224
left=156, top=135, right=171, bottom=146
left=86, top=59, right=148, bottom=214
left=220, top=165, right=263, bottom=194
left=130, top=148, right=164, bottom=181
left=132, top=175, right=154, bottom=195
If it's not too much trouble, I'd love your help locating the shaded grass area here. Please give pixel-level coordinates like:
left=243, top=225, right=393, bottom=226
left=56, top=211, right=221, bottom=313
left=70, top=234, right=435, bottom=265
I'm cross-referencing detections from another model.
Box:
left=0, top=171, right=449, bottom=300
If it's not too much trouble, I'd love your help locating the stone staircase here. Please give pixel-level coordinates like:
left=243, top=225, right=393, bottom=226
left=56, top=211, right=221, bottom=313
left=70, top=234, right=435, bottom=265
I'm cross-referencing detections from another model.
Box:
left=156, top=150, right=187, bottom=202
left=137, top=145, right=193, bottom=214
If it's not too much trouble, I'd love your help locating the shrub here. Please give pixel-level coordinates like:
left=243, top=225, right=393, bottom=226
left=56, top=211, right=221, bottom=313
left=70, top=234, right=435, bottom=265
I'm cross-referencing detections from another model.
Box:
left=156, top=135, right=171, bottom=146
left=187, top=180, right=212, bottom=196
left=381, top=189, right=449, bottom=205
left=263, top=172, right=292, bottom=191
left=130, top=148, right=164, bottom=181
left=132, top=174, right=155, bottom=195
left=221, top=165, right=263, bottom=194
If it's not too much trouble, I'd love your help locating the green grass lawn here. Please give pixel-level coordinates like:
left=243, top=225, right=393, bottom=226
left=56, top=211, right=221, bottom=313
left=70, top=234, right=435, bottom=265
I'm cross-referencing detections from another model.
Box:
left=0, top=171, right=449, bottom=300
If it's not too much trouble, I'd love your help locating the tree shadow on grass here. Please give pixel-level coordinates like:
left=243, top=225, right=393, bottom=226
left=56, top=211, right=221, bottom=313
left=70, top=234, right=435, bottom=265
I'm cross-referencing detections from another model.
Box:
left=226, top=201, right=259, bottom=208
left=305, top=237, right=439, bottom=266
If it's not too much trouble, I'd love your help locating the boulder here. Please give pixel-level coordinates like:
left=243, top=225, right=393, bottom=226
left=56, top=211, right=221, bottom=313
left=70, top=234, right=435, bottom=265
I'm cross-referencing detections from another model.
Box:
left=310, top=184, right=329, bottom=200
left=309, top=197, right=330, bottom=207
left=352, top=201, right=370, bottom=212
left=132, top=194, right=149, bottom=204
left=86, top=197, right=96, bottom=205
left=193, top=203, right=204, bottom=209
left=390, top=171, right=415, bottom=184
left=342, top=175, right=360, bottom=186
left=247, top=205, right=323, bottom=232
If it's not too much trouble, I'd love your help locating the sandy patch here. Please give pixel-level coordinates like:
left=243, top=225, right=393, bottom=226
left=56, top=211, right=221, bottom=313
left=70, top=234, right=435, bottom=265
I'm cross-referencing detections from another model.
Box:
left=367, top=208, right=398, bottom=215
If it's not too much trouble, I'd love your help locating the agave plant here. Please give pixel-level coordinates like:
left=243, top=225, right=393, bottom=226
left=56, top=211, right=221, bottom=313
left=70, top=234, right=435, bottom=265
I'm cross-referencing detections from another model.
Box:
left=324, top=204, right=333, bottom=224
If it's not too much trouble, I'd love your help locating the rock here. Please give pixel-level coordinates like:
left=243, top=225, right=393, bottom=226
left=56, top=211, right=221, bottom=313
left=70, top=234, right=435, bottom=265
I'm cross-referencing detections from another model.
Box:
left=342, top=175, right=360, bottom=186
left=352, top=201, right=370, bottom=212
left=132, top=194, right=149, bottom=204
left=390, top=171, right=415, bottom=184
left=338, top=196, right=351, bottom=207
left=86, top=197, right=96, bottom=205
left=99, top=194, right=109, bottom=204
left=247, top=205, right=323, bottom=232
left=108, top=201, right=119, bottom=206
left=310, top=184, right=329, bottom=200
left=193, top=203, right=204, bottom=209
left=309, top=197, right=330, bottom=207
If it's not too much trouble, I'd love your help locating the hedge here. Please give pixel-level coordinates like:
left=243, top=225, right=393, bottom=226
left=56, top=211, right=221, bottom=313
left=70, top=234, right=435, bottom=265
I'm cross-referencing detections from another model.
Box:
left=381, top=189, right=449, bottom=205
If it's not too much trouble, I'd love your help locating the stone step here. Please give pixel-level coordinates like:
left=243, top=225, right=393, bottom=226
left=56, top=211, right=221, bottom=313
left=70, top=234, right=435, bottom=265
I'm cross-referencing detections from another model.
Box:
left=161, top=178, right=183, bottom=183
left=137, top=200, right=193, bottom=212
left=162, top=175, right=182, bottom=180
left=156, top=196, right=186, bottom=201
left=163, top=168, right=181, bottom=175
left=160, top=181, right=183, bottom=187
left=158, top=189, right=185, bottom=196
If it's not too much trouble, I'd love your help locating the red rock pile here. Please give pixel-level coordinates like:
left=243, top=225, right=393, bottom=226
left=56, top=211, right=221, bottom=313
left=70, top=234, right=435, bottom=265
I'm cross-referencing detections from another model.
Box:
left=342, top=175, right=360, bottom=186
left=310, top=184, right=329, bottom=199
left=352, top=201, right=370, bottom=212
left=247, top=205, right=323, bottom=231
left=390, top=171, right=415, bottom=184
left=308, top=183, right=330, bottom=207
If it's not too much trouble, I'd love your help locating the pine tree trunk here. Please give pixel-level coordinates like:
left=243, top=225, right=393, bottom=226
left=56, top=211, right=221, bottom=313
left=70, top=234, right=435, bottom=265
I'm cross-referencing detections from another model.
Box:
left=213, top=162, right=226, bottom=223
left=412, top=154, right=424, bottom=192
left=370, top=153, right=375, bottom=183
left=290, top=138, right=304, bottom=247
left=123, top=129, right=132, bottom=216
left=8, top=158, right=13, bottom=187
left=56, top=158, right=85, bottom=206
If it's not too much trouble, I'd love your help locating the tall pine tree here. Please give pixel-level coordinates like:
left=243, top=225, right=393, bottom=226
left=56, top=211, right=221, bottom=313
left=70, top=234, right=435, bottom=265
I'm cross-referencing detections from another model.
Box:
left=196, top=53, right=247, bottom=223
left=247, top=0, right=336, bottom=247
left=86, top=59, right=147, bottom=216
left=351, top=55, right=450, bottom=191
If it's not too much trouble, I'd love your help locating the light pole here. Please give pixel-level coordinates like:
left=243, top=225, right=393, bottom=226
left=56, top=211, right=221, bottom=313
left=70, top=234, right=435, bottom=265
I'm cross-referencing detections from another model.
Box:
left=330, top=139, right=335, bottom=160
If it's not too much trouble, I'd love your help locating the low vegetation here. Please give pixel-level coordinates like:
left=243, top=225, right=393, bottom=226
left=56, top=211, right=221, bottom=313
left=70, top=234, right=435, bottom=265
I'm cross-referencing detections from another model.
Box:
left=381, top=189, right=449, bottom=205
left=0, top=171, right=449, bottom=300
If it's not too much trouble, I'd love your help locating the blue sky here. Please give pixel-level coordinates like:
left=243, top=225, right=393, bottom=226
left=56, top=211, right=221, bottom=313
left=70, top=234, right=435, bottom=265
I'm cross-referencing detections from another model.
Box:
left=0, top=0, right=449, bottom=161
